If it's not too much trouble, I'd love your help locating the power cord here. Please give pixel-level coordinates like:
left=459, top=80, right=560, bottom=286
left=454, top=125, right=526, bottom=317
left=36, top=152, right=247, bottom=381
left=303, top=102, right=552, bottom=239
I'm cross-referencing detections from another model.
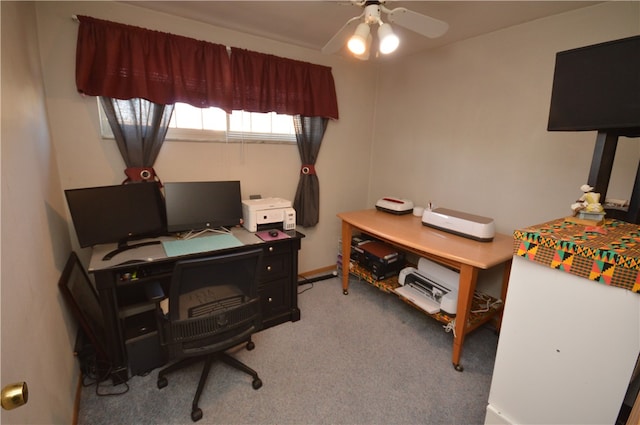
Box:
left=177, top=227, right=232, bottom=240
left=443, top=319, right=456, bottom=337
left=297, top=281, right=315, bottom=294
left=443, top=291, right=503, bottom=337
left=81, top=355, right=130, bottom=397
left=297, top=271, right=338, bottom=294
left=471, top=291, right=503, bottom=314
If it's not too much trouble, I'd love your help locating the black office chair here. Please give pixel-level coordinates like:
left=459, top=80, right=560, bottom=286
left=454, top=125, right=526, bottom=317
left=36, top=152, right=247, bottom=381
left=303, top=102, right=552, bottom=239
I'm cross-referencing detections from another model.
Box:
left=156, top=249, right=264, bottom=422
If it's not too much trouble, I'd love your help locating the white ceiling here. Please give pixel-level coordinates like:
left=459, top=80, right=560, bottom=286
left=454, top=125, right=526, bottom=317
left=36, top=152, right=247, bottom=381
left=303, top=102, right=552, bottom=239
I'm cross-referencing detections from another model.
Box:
left=123, top=1, right=602, bottom=61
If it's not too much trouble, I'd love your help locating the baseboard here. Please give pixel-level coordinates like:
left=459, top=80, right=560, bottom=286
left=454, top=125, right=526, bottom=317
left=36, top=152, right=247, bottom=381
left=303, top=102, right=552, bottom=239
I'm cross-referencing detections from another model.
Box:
left=73, top=372, right=82, bottom=425
left=298, top=265, right=336, bottom=279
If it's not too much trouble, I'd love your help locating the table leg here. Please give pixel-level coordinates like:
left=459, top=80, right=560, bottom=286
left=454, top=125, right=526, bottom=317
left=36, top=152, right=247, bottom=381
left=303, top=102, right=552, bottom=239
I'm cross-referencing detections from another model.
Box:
left=452, top=263, right=479, bottom=372
left=494, top=259, right=512, bottom=331
left=341, top=221, right=352, bottom=295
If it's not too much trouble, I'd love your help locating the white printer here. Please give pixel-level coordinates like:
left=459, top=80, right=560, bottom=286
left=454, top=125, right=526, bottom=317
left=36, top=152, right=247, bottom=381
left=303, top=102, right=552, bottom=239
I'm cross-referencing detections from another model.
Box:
left=396, top=257, right=460, bottom=315
left=241, top=197, right=296, bottom=232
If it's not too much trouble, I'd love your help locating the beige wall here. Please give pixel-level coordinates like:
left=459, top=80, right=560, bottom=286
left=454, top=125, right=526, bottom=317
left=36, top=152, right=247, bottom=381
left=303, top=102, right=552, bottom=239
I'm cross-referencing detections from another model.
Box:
left=1, top=2, right=76, bottom=424
left=371, top=1, right=640, bottom=235
left=35, top=1, right=378, bottom=273
left=1, top=2, right=638, bottom=423
left=37, top=1, right=639, bottom=274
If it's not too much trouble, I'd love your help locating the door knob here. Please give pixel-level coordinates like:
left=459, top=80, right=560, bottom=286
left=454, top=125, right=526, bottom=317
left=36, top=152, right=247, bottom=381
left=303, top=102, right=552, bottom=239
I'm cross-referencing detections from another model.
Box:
left=1, top=382, right=28, bottom=410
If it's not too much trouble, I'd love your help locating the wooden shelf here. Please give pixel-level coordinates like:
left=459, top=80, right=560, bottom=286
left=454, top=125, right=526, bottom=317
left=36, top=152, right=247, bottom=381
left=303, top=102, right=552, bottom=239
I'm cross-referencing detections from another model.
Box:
left=347, top=262, right=503, bottom=328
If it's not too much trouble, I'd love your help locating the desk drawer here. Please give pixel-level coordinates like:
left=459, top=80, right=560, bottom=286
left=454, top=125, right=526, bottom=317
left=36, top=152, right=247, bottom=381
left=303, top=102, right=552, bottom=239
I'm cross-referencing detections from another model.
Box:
left=263, top=241, right=291, bottom=256
left=259, top=252, right=290, bottom=281
left=259, top=277, right=291, bottom=321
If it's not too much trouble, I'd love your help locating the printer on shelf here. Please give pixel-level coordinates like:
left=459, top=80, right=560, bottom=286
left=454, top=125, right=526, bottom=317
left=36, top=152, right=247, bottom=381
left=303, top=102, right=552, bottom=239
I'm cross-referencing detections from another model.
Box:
left=242, top=197, right=296, bottom=232
left=395, top=257, right=460, bottom=315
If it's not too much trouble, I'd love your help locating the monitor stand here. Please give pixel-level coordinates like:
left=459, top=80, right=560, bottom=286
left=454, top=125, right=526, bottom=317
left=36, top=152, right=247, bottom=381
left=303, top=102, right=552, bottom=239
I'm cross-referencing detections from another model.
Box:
left=587, top=130, right=640, bottom=223
left=102, top=240, right=161, bottom=261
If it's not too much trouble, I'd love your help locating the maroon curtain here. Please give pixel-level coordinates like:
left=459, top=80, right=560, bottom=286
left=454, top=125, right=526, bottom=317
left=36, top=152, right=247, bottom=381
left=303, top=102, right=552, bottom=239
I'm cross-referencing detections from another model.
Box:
left=75, top=16, right=339, bottom=119
left=230, top=48, right=339, bottom=119
left=75, top=15, right=233, bottom=111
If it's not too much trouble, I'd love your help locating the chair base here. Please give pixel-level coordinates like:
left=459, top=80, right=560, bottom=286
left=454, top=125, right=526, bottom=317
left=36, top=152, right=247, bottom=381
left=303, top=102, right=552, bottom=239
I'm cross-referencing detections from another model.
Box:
left=157, top=341, right=262, bottom=422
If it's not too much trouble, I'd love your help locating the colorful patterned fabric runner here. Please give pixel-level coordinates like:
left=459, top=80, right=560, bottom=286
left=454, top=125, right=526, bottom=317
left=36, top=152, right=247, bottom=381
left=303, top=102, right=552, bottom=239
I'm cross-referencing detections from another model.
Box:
left=514, top=218, right=640, bottom=293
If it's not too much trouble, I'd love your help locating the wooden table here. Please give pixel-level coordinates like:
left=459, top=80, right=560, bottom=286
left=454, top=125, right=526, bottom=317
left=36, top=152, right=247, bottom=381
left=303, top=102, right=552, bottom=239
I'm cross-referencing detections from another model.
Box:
left=337, top=209, right=513, bottom=371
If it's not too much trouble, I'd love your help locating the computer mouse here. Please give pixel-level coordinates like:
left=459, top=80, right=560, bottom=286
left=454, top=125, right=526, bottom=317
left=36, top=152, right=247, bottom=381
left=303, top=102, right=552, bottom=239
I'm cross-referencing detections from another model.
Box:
left=269, top=230, right=279, bottom=237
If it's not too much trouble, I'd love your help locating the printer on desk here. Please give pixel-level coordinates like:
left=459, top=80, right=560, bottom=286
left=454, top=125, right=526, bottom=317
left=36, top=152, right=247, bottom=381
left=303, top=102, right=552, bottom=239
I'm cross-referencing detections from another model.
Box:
left=242, top=197, right=296, bottom=232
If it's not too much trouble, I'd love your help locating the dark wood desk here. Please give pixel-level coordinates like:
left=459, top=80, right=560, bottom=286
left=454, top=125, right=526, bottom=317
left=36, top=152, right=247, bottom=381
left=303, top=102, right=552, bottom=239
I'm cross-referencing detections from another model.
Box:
left=337, top=209, right=513, bottom=371
left=89, top=228, right=303, bottom=383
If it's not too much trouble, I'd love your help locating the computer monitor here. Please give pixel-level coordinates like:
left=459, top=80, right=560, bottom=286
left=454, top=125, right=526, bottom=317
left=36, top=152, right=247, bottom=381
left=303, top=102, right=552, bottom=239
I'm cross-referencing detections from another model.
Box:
left=547, top=35, right=640, bottom=137
left=58, top=251, right=109, bottom=368
left=65, top=183, right=166, bottom=259
left=164, top=181, right=243, bottom=233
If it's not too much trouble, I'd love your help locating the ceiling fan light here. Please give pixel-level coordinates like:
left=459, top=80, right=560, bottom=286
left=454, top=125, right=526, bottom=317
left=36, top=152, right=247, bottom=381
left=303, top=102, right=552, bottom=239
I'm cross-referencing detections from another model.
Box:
left=347, top=23, right=370, bottom=55
left=354, top=33, right=373, bottom=60
left=378, top=23, right=399, bottom=54
left=347, top=37, right=366, bottom=55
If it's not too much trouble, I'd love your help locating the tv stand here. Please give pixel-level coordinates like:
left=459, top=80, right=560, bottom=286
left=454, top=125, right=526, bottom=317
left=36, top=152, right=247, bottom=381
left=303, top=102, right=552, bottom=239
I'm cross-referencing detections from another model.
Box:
left=102, top=240, right=162, bottom=261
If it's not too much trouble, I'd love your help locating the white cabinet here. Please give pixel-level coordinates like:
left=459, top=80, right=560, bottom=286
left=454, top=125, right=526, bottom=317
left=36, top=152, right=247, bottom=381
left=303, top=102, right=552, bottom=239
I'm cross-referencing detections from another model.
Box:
left=485, top=255, right=640, bottom=424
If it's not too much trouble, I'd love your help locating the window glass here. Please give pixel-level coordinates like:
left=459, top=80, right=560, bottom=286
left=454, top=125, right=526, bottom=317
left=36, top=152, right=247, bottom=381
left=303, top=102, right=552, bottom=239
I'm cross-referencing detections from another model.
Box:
left=99, top=100, right=296, bottom=143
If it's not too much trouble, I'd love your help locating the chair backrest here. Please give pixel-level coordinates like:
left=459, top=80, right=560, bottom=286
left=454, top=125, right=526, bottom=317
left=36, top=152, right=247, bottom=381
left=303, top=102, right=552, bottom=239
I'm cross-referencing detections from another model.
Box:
left=161, top=248, right=263, bottom=358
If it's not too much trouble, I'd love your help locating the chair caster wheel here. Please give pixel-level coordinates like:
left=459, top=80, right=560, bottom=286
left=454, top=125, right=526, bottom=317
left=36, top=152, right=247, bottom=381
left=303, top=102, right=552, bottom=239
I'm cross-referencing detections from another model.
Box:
left=252, top=377, right=263, bottom=390
left=343, top=289, right=349, bottom=295
left=246, top=341, right=255, bottom=351
left=191, top=407, right=203, bottom=422
left=453, top=363, right=464, bottom=372
left=157, top=376, right=168, bottom=389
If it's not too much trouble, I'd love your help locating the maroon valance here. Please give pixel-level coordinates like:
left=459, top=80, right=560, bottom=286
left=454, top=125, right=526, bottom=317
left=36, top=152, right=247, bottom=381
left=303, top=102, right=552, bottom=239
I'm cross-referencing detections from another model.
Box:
left=75, top=16, right=339, bottom=119
left=75, top=16, right=232, bottom=110
left=230, top=48, right=338, bottom=119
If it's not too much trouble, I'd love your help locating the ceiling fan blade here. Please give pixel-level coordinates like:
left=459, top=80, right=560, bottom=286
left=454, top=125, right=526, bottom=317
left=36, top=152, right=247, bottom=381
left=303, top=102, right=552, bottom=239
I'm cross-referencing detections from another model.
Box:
left=386, top=7, right=449, bottom=39
left=321, top=15, right=363, bottom=54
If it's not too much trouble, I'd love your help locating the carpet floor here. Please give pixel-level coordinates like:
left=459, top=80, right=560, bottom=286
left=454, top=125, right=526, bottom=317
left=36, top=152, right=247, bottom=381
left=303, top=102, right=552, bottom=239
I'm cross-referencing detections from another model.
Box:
left=78, top=276, right=499, bottom=424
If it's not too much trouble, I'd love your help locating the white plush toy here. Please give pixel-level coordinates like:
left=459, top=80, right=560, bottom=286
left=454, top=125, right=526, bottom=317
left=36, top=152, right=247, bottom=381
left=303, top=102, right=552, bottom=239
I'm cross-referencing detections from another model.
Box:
left=571, top=184, right=604, bottom=214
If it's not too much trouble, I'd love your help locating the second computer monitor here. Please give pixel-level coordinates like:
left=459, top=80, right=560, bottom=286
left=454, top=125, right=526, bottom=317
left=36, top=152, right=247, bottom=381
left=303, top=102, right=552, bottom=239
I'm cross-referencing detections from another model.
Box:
left=164, top=181, right=243, bottom=233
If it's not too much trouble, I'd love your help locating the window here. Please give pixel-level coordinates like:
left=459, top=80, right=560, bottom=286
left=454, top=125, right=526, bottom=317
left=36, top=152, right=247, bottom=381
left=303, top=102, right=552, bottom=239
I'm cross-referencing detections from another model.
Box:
left=99, top=101, right=296, bottom=143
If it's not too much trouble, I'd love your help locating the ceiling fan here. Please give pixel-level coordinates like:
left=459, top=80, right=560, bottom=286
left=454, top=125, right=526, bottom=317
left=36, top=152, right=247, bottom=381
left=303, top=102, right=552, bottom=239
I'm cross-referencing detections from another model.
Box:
left=321, top=0, right=449, bottom=60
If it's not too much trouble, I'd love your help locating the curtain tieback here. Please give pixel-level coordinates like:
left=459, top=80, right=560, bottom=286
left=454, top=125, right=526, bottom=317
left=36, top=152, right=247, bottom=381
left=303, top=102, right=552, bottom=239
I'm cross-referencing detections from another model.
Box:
left=301, top=164, right=316, bottom=175
left=123, top=167, right=162, bottom=186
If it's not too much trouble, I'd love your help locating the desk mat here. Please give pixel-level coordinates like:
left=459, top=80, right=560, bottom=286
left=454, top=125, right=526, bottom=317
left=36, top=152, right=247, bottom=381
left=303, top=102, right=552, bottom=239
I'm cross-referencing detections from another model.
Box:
left=162, top=234, right=243, bottom=257
left=514, top=218, right=640, bottom=293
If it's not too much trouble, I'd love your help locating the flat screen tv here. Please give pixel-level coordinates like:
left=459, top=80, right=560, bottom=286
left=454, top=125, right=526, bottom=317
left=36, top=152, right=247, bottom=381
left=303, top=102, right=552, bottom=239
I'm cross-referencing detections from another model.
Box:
left=164, top=181, right=243, bottom=233
left=65, top=183, right=166, bottom=259
left=547, top=35, right=640, bottom=137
